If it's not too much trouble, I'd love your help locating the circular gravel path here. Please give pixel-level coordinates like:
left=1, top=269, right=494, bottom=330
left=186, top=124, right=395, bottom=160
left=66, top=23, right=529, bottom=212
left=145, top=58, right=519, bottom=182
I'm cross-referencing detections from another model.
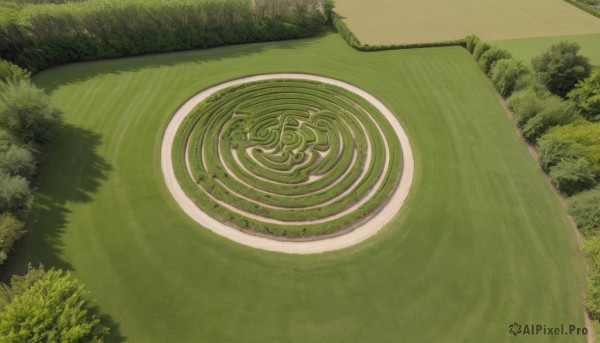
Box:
left=160, top=74, right=414, bottom=254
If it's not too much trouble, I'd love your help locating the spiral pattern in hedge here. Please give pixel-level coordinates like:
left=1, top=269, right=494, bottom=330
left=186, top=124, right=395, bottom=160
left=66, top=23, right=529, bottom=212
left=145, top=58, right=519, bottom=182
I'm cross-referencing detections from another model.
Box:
left=172, top=77, right=404, bottom=239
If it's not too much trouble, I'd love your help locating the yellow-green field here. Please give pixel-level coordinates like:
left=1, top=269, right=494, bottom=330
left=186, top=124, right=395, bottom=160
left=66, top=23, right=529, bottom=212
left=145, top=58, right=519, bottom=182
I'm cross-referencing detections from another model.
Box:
left=334, top=0, right=600, bottom=45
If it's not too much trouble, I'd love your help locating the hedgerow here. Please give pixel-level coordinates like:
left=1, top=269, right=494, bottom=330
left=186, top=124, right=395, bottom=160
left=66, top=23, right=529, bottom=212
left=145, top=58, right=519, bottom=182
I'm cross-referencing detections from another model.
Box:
left=0, top=0, right=328, bottom=71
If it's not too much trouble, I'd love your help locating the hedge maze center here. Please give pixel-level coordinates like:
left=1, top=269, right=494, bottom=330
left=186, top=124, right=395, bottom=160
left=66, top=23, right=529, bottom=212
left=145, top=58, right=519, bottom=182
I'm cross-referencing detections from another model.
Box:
left=162, top=74, right=413, bottom=254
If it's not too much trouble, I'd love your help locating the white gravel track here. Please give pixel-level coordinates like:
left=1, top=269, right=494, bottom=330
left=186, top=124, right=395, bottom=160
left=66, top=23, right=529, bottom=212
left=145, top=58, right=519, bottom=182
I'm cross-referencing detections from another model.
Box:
left=160, top=74, right=414, bottom=254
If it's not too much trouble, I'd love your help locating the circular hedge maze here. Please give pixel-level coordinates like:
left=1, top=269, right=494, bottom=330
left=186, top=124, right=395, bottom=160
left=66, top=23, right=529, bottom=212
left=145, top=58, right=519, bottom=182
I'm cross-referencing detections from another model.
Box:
left=170, top=76, right=404, bottom=239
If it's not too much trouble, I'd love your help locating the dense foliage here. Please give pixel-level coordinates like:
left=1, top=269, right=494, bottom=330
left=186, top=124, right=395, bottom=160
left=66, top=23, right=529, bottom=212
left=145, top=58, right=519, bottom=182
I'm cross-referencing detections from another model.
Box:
left=531, top=41, right=592, bottom=97
left=477, top=46, right=511, bottom=75
left=0, top=0, right=328, bottom=71
left=0, top=59, right=28, bottom=83
left=0, top=80, right=62, bottom=144
left=466, top=36, right=600, bottom=319
left=569, top=188, right=600, bottom=236
left=0, top=59, right=61, bottom=265
left=490, top=57, right=528, bottom=97
left=568, top=69, right=600, bottom=121
left=0, top=266, right=109, bottom=342
left=0, top=213, right=24, bottom=264
left=585, top=236, right=600, bottom=320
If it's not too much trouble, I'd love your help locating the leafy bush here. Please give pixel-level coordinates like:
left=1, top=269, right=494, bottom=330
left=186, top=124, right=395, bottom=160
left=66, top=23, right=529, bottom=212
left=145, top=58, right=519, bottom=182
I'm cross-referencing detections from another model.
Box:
left=0, top=213, right=24, bottom=264
left=490, top=57, right=529, bottom=97
left=0, top=144, right=35, bottom=178
left=0, top=79, right=62, bottom=144
left=532, top=41, right=592, bottom=97
left=0, top=59, right=29, bottom=83
left=521, top=96, right=580, bottom=142
left=0, top=172, right=32, bottom=217
left=465, top=35, right=480, bottom=54
left=477, top=46, right=512, bottom=75
left=569, top=188, right=600, bottom=236
left=585, top=236, right=600, bottom=319
left=537, top=135, right=585, bottom=171
left=506, top=88, right=545, bottom=127
left=472, top=40, right=490, bottom=61
left=0, top=266, right=109, bottom=342
left=543, top=122, right=600, bottom=165
left=549, top=158, right=597, bottom=196
left=568, top=69, right=600, bottom=121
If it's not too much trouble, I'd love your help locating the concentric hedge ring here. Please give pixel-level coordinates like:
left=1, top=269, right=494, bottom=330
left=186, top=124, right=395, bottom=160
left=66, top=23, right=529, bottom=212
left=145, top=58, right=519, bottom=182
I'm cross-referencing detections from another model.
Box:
left=161, top=74, right=414, bottom=254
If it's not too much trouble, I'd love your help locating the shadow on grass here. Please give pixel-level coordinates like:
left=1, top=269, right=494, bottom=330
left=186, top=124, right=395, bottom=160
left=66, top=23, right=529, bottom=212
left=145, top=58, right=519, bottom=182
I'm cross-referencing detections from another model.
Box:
left=0, top=124, right=123, bottom=340
left=34, top=29, right=336, bottom=94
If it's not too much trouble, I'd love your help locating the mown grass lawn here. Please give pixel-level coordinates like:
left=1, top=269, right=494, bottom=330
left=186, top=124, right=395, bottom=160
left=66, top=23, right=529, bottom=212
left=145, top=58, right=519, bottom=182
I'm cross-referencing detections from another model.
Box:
left=6, top=31, right=585, bottom=342
left=492, top=33, right=600, bottom=67
left=334, top=0, right=600, bottom=45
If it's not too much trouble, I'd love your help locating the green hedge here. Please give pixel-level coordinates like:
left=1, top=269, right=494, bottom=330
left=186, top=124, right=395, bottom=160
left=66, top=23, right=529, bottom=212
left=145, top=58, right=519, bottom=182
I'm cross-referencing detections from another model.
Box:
left=1, top=0, right=327, bottom=71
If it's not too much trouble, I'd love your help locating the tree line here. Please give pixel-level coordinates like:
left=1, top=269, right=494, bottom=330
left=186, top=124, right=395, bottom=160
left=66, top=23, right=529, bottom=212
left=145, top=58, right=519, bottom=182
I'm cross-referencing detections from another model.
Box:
left=466, top=36, right=600, bottom=324
left=0, top=0, right=329, bottom=71
left=0, top=54, right=108, bottom=342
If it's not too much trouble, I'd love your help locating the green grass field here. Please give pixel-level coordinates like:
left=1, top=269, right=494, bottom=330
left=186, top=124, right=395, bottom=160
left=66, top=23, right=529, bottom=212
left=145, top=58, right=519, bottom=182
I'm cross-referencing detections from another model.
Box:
left=492, top=33, right=600, bottom=67
left=334, top=0, right=600, bottom=45
left=6, top=31, right=585, bottom=342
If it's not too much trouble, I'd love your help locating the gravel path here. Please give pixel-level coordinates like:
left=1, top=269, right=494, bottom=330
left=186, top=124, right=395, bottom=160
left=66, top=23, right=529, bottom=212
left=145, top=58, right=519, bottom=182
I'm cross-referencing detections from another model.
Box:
left=160, top=74, right=414, bottom=254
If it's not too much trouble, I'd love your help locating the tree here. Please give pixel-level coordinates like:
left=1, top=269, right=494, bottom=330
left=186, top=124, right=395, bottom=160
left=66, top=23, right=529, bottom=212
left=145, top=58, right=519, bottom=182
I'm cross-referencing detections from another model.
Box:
left=521, top=96, right=581, bottom=142
left=0, top=59, right=29, bottom=83
left=584, top=236, right=600, bottom=318
left=0, top=144, right=35, bottom=179
left=549, top=157, right=597, bottom=196
left=506, top=88, right=544, bottom=127
left=542, top=122, right=600, bottom=166
left=465, top=35, right=480, bottom=54
left=0, top=172, right=33, bottom=217
left=0, top=79, right=62, bottom=144
left=322, top=0, right=335, bottom=24
left=532, top=41, right=592, bottom=97
left=472, top=40, right=490, bottom=61
left=568, top=69, right=600, bottom=121
left=0, top=267, right=109, bottom=342
left=568, top=188, right=600, bottom=236
left=0, top=213, right=24, bottom=264
left=477, top=46, right=511, bottom=75
left=490, top=57, right=529, bottom=97
left=537, top=134, right=585, bottom=171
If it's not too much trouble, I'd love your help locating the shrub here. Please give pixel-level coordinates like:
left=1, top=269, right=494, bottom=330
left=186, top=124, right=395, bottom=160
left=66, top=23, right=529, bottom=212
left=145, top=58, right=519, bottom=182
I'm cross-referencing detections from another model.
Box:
left=465, top=35, right=480, bottom=54
left=542, top=122, right=600, bottom=166
left=0, top=79, right=62, bottom=144
left=0, top=144, right=35, bottom=179
left=568, top=69, right=600, bottom=121
left=522, top=96, right=580, bottom=142
left=0, top=172, right=32, bottom=217
left=549, top=158, right=597, bottom=196
left=585, top=236, right=600, bottom=319
left=0, top=59, right=29, bottom=83
left=0, top=267, right=109, bottom=342
left=472, top=40, right=490, bottom=61
left=490, top=57, right=529, bottom=97
left=532, top=41, right=592, bottom=97
left=0, top=213, right=24, bottom=264
left=569, top=188, right=600, bottom=236
left=537, top=135, right=585, bottom=171
left=506, top=88, right=544, bottom=127
left=477, top=46, right=512, bottom=75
